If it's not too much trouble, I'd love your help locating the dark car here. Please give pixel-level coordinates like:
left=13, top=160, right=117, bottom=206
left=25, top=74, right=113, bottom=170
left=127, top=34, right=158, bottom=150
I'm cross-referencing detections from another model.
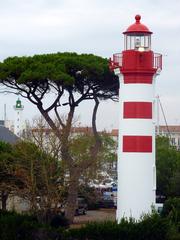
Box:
left=75, top=197, right=87, bottom=215
left=60, top=197, right=87, bottom=216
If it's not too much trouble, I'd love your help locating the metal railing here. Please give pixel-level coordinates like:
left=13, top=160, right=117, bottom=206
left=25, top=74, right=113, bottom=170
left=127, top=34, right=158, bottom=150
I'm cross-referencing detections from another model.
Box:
left=110, top=52, right=162, bottom=70
left=153, top=53, right=162, bottom=70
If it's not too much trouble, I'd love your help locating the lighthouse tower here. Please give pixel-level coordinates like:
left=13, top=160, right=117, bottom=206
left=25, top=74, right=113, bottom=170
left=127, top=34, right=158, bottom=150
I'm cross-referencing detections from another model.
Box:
left=13, top=98, right=24, bottom=137
left=110, top=15, right=162, bottom=221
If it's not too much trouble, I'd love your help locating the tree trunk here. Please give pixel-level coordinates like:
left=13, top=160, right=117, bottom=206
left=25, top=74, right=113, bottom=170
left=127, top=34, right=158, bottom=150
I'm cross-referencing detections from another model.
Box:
left=65, top=168, right=79, bottom=223
left=91, top=96, right=102, bottom=155
left=1, top=191, right=8, bottom=211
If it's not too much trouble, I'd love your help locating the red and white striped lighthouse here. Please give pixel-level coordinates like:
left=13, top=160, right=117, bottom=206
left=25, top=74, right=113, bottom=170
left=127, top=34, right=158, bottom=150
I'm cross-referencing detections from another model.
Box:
left=110, top=15, right=162, bottom=221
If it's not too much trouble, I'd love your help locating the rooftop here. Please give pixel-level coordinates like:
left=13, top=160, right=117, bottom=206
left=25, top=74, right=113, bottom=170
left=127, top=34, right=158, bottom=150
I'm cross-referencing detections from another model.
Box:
left=0, top=126, right=19, bottom=144
left=123, top=15, right=152, bottom=34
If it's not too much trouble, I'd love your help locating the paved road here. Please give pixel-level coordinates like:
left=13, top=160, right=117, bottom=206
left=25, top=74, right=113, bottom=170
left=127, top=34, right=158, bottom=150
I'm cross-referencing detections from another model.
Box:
left=73, top=209, right=116, bottom=226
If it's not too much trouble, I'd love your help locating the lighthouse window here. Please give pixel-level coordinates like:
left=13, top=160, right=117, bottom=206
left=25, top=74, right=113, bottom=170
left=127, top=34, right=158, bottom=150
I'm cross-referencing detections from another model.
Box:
left=135, top=36, right=141, bottom=48
left=126, top=36, right=131, bottom=50
left=145, top=36, right=148, bottom=48
left=125, top=34, right=151, bottom=51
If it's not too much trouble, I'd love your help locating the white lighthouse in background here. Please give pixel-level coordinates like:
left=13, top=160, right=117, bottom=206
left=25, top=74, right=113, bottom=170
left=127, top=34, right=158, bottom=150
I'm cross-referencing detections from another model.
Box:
left=13, top=98, right=24, bottom=137
left=110, top=15, right=162, bottom=221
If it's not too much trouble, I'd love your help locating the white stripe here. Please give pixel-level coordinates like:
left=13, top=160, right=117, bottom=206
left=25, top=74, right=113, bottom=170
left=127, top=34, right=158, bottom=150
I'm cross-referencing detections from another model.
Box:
left=120, top=84, right=154, bottom=102
left=118, top=119, right=154, bottom=135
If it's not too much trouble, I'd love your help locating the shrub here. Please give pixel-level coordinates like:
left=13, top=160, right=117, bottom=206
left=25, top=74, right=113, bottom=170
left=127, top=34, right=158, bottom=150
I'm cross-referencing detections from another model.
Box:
left=62, top=214, right=170, bottom=240
left=0, top=211, right=39, bottom=240
left=161, top=197, right=180, bottom=224
left=50, top=214, right=70, bottom=229
left=137, top=213, right=170, bottom=240
left=0, top=211, right=62, bottom=240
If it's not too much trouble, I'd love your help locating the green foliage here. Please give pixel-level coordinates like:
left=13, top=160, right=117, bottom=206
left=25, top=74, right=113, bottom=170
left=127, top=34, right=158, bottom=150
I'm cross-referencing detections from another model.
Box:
left=0, top=141, right=25, bottom=200
left=0, top=211, right=178, bottom=240
left=0, top=210, right=64, bottom=240
left=0, top=141, right=12, bottom=153
left=169, top=153, right=180, bottom=197
left=68, top=132, right=117, bottom=183
left=50, top=214, right=69, bottom=229
left=156, top=136, right=179, bottom=197
left=0, top=141, right=13, bottom=171
left=12, top=141, right=63, bottom=213
left=0, top=52, right=118, bottom=223
left=63, top=214, right=170, bottom=240
left=161, top=197, right=180, bottom=225
left=0, top=52, right=118, bottom=99
left=137, top=213, right=170, bottom=240
left=78, top=185, right=100, bottom=210
left=0, top=211, right=39, bottom=240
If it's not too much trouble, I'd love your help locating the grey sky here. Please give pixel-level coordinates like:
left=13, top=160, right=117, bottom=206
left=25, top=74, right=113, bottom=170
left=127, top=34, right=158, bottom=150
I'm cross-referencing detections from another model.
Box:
left=0, top=0, right=180, bottom=129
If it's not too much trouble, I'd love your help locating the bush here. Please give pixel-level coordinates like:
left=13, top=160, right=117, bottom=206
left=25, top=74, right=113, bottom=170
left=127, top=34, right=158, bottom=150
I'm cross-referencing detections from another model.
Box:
left=0, top=210, right=63, bottom=240
left=137, top=213, right=170, bottom=240
left=0, top=210, right=178, bottom=240
left=62, top=213, right=170, bottom=240
left=0, top=211, right=40, bottom=240
left=161, top=197, right=180, bottom=224
left=161, top=198, right=180, bottom=240
left=50, top=214, right=70, bottom=229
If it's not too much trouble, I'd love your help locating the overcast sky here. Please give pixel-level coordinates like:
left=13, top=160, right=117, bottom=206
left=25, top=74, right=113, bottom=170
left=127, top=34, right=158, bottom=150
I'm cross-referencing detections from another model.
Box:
left=0, top=0, right=180, bottom=130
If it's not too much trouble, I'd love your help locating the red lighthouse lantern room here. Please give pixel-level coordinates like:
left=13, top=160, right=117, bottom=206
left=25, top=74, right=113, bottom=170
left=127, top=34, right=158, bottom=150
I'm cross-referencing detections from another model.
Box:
left=124, top=14, right=152, bottom=52
left=110, top=15, right=162, bottom=73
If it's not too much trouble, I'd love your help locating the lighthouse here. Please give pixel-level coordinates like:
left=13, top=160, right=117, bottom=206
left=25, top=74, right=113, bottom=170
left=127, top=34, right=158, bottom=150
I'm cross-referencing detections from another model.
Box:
left=13, top=98, right=24, bottom=137
left=110, top=15, right=162, bottom=221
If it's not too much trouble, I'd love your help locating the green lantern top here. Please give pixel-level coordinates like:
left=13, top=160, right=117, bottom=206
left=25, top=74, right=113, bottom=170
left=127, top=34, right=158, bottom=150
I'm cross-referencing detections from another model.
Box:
left=16, top=98, right=22, bottom=109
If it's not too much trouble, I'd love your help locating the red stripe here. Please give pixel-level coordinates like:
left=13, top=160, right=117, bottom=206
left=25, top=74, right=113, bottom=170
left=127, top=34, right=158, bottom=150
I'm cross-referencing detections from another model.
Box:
left=124, top=74, right=153, bottom=84
left=124, top=102, right=152, bottom=119
left=123, top=136, right=152, bottom=152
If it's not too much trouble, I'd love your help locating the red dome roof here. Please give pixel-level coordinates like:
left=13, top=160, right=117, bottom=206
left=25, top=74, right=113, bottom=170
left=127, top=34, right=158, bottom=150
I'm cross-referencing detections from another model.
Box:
left=123, top=15, right=152, bottom=34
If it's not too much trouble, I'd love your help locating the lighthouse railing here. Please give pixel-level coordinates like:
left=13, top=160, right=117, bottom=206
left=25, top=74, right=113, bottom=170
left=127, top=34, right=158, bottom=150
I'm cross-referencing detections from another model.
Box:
left=109, top=53, right=123, bottom=70
left=113, top=53, right=123, bottom=67
left=153, top=53, right=162, bottom=70
left=110, top=52, right=162, bottom=71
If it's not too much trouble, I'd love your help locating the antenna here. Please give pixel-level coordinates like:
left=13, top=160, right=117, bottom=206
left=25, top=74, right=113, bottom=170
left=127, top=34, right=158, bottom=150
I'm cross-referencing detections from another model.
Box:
left=4, top=104, right=7, bottom=122
left=158, top=96, right=171, bottom=139
left=156, top=95, right=160, bottom=136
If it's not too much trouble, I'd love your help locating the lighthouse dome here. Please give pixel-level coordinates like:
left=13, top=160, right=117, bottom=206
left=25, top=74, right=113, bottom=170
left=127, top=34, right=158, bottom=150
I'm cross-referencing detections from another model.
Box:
left=123, top=15, right=152, bottom=34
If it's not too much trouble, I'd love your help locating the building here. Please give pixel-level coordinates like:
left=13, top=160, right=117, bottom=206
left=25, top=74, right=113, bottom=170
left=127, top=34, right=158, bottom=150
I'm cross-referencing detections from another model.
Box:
left=157, top=125, right=180, bottom=150
left=0, top=125, right=19, bottom=144
left=110, top=126, right=180, bottom=150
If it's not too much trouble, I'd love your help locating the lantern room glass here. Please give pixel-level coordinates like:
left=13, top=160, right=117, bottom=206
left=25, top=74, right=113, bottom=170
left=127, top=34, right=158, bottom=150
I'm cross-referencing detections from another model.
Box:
left=124, top=34, right=151, bottom=51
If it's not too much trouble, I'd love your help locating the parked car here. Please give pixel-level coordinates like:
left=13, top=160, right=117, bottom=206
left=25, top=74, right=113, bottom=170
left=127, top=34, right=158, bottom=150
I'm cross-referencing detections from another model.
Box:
left=75, top=197, right=87, bottom=215
left=59, top=197, right=87, bottom=216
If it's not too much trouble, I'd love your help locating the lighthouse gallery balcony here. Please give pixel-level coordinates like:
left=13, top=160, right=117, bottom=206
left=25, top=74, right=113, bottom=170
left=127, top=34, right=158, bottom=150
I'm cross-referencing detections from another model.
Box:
left=110, top=52, right=162, bottom=71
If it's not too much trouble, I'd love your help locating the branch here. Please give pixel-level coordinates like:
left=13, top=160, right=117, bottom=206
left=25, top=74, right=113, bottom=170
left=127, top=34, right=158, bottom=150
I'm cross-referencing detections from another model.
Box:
left=75, top=86, right=91, bottom=105
left=38, top=107, right=61, bottom=139
left=54, top=105, right=65, bottom=128
left=44, top=85, right=64, bottom=112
